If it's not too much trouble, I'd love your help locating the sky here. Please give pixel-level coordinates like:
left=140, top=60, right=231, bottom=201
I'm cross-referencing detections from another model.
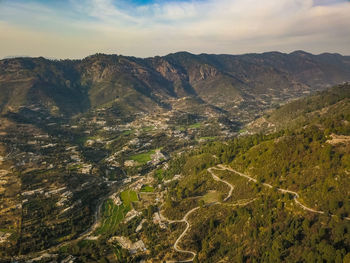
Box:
left=0, top=0, right=350, bottom=59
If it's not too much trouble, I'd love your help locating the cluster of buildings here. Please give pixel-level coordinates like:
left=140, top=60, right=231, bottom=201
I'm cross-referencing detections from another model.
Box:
left=109, top=236, right=147, bottom=255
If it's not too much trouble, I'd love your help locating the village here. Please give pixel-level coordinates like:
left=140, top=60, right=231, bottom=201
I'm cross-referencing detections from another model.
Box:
left=0, top=101, right=241, bottom=259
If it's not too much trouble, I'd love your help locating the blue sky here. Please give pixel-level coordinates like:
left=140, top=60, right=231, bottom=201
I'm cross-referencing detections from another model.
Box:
left=1, top=0, right=350, bottom=58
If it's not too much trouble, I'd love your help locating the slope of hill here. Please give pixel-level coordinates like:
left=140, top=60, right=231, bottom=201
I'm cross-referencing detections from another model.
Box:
left=157, top=84, right=350, bottom=262
left=248, top=83, right=350, bottom=132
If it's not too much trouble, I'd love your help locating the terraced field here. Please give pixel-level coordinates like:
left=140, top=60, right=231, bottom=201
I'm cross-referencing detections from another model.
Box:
left=120, top=190, right=139, bottom=206
left=96, top=190, right=138, bottom=235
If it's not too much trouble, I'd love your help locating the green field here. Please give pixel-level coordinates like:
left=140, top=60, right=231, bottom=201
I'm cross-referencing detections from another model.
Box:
left=130, top=149, right=156, bottom=165
left=96, top=191, right=138, bottom=235
left=96, top=200, right=128, bottom=235
left=142, top=126, right=155, bottom=132
left=188, top=122, right=201, bottom=129
left=140, top=185, right=154, bottom=193
left=120, top=190, right=139, bottom=205
left=202, top=191, right=221, bottom=203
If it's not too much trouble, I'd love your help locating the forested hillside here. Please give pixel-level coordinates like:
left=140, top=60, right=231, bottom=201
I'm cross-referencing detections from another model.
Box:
left=248, top=84, right=350, bottom=133
left=160, top=84, right=350, bottom=262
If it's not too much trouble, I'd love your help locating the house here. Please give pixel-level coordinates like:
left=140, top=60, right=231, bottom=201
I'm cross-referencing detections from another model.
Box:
left=0, top=231, right=11, bottom=243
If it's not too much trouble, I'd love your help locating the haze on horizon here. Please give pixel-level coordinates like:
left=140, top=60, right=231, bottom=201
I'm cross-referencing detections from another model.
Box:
left=1, top=0, right=350, bottom=59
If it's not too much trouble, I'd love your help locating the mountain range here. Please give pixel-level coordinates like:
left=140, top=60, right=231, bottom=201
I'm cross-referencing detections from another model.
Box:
left=1, top=51, right=350, bottom=122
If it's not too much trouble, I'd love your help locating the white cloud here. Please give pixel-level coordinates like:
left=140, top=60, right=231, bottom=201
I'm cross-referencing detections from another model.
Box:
left=0, top=0, right=350, bottom=58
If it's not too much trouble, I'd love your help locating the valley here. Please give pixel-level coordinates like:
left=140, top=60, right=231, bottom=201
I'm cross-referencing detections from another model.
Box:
left=0, top=52, right=350, bottom=262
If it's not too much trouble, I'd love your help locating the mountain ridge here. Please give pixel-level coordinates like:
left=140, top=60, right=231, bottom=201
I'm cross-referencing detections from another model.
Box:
left=1, top=50, right=350, bottom=123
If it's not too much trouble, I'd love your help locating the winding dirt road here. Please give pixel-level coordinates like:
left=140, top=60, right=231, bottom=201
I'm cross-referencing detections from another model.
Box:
left=217, top=164, right=350, bottom=220
left=166, top=206, right=201, bottom=263
left=21, top=164, right=349, bottom=262
left=208, top=167, right=234, bottom=201
left=165, top=166, right=256, bottom=262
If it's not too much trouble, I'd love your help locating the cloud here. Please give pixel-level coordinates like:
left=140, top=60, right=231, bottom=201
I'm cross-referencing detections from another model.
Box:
left=0, top=0, right=350, bottom=58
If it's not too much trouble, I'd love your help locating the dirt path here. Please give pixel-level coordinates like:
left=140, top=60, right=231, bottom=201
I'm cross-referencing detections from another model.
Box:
left=217, top=164, right=350, bottom=220
left=166, top=206, right=201, bottom=263
left=167, top=159, right=343, bottom=263
left=207, top=167, right=234, bottom=201
left=164, top=167, right=256, bottom=262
